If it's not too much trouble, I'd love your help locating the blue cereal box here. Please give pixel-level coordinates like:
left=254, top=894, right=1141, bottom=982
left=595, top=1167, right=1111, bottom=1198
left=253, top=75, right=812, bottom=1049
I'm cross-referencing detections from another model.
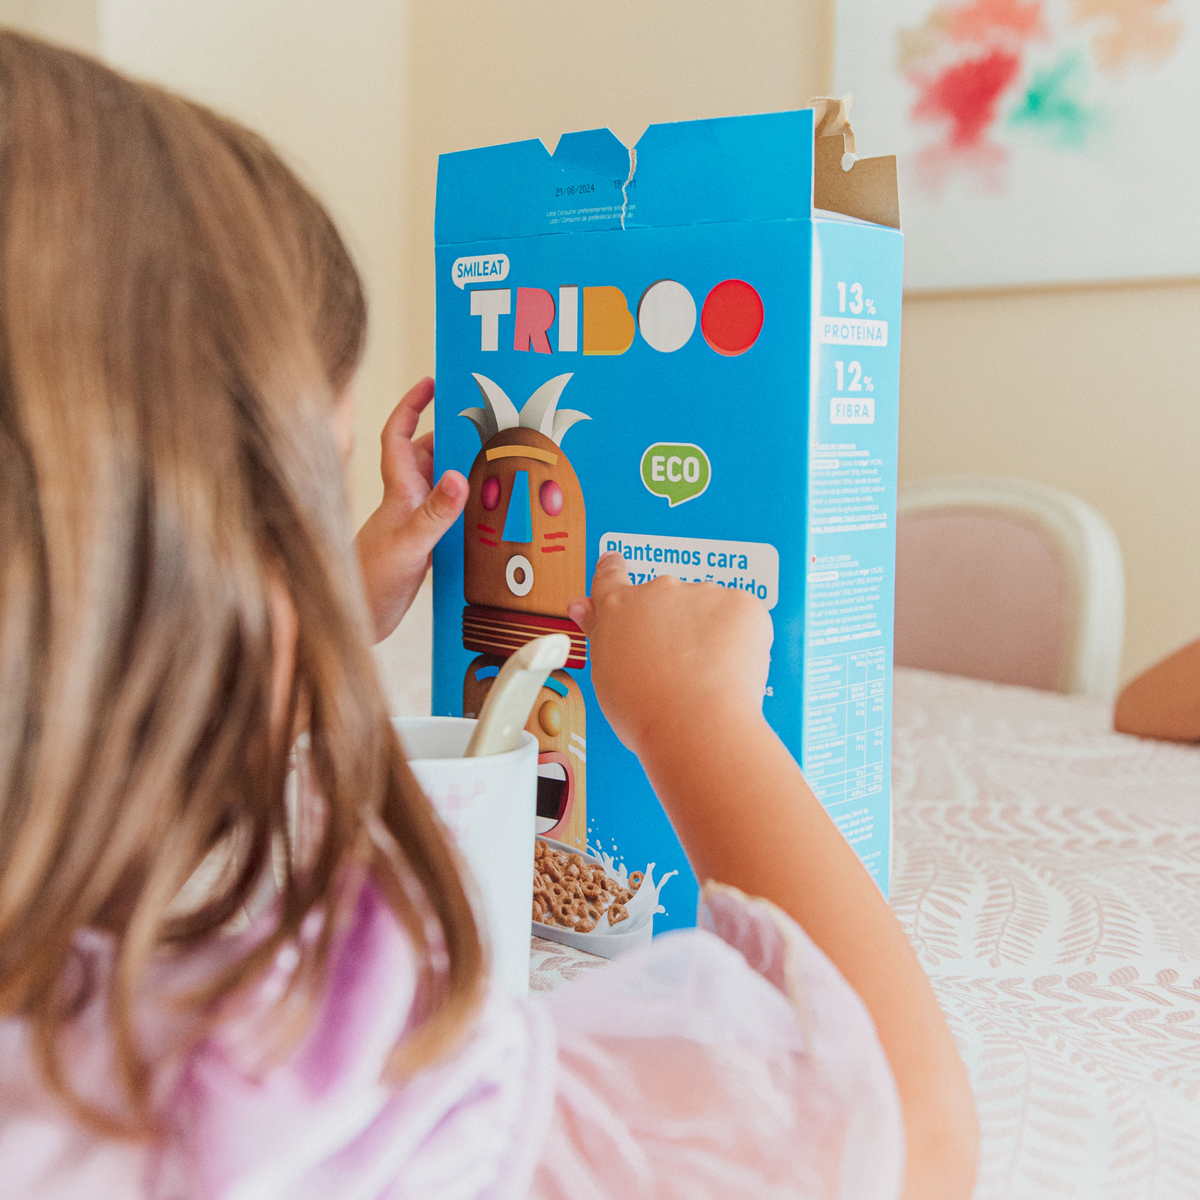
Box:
left=432, top=103, right=903, bottom=951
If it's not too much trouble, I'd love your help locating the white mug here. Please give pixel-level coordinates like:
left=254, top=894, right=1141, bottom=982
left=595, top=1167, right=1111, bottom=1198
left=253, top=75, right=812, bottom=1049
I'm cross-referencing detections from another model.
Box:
left=393, top=716, right=537, bottom=997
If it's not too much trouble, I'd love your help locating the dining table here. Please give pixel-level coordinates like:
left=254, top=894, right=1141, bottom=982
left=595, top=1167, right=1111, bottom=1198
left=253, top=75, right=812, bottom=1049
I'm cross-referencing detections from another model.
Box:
left=529, top=666, right=1200, bottom=1200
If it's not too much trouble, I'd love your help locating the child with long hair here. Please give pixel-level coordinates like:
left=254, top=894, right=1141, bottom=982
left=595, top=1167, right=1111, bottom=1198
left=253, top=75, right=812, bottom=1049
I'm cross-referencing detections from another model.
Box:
left=0, top=31, right=976, bottom=1200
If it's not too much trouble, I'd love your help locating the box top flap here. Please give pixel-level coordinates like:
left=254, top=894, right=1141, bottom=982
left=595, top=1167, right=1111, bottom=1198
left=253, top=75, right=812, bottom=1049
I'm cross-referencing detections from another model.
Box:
left=435, top=109, right=819, bottom=246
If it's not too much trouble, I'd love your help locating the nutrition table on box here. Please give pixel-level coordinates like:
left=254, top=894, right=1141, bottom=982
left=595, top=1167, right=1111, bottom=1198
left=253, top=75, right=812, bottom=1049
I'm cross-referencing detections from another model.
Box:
left=802, top=647, right=886, bottom=809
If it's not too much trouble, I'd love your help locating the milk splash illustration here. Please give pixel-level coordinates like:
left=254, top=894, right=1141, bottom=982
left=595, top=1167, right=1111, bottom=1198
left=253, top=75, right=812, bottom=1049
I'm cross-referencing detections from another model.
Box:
left=532, top=837, right=677, bottom=959
left=590, top=853, right=676, bottom=935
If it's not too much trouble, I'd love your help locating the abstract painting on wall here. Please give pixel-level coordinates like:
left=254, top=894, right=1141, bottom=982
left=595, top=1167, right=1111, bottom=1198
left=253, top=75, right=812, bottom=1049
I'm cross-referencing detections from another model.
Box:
left=835, top=0, right=1200, bottom=289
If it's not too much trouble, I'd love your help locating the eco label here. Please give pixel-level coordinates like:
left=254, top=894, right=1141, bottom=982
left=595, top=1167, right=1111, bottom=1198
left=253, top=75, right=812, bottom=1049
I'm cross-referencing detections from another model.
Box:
left=639, top=442, right=711, bottom=506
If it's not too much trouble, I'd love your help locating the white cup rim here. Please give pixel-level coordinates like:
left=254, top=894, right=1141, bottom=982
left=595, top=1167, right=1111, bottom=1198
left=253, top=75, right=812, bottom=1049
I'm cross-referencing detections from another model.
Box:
left=392, top=715, right=537, bottom=764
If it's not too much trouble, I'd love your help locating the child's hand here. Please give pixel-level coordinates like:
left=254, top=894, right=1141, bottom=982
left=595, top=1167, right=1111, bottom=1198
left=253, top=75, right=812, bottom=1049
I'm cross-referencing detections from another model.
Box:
left=356, top=378, right=468, bottom=642
left=567, top=553, right=773, bottom=759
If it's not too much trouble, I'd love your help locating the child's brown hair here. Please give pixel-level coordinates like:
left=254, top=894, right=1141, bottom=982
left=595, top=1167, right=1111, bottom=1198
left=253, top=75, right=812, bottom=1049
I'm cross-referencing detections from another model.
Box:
left=0, top=31, right=481, bottom=1133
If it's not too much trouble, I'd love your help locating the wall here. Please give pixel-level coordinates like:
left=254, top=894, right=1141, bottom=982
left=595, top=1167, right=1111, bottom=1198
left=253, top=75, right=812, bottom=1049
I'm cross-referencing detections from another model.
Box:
left=0, top=0, right=92, bottom=52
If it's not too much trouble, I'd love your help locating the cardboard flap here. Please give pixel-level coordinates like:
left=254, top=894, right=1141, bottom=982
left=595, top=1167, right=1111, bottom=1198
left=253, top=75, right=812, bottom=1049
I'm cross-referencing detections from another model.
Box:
left=810, top=96, right=901, bottom=231
left=628, top=109, right=814, bottom=231
left=436, top=137, right=571, bottom=244
left=811, top=96, right=857, bottom=156
left=436, top=110, right=817, bottom=246
left=435, top=106, right=900, bottom=245
left=553, top=127, right=631, bottom=183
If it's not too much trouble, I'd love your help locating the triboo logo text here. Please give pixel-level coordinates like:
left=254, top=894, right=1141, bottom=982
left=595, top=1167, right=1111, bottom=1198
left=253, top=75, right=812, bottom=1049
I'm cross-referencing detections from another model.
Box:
left=456, top=262, right=766, bottom=359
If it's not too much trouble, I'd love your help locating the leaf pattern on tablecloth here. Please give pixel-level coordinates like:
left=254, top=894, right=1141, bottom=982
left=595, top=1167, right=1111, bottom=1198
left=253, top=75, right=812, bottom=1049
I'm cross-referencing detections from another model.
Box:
left=890, top=833, right=975, bottom=965
left=528, top=936, right=605, bottom=992
left=938, top=968, right=1200, bottom=1200
left=892, top=669, right=1200, bottom=1200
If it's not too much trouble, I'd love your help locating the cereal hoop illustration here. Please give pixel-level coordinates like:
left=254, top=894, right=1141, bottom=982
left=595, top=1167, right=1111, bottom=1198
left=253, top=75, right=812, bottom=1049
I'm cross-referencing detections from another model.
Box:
left=531, top=837, right=675, bottom=960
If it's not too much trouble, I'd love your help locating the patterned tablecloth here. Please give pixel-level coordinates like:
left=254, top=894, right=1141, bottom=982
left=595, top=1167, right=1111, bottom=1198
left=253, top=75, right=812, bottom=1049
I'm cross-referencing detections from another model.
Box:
left=530, top=667, right=1200, bottom=1200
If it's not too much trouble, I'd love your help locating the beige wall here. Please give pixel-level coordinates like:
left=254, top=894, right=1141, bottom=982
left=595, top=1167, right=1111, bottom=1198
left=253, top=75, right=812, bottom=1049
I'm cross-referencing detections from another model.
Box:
left=4, top=0, right=1194, bottom=680
left=0, top=0, right=93, bottom=52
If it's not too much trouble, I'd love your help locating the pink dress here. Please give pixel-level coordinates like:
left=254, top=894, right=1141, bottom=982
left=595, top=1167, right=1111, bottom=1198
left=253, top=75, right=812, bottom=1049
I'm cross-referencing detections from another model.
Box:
left=0, top=883, right=903, bottom=1199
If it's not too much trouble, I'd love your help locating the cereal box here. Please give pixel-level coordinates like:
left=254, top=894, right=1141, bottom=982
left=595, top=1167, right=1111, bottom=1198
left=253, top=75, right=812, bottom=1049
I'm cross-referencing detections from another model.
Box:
left=432, top=102, right=903, bottom=947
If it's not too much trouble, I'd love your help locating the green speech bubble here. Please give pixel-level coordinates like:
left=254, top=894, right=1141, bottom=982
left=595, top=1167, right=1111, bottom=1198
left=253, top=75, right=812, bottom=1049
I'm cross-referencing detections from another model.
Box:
left=640, top=442, right=711, bottom=507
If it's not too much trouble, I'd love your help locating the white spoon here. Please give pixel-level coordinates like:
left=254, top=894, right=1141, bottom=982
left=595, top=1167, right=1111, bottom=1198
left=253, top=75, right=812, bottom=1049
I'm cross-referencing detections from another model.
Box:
left=463, top=634, right=571, bottom=758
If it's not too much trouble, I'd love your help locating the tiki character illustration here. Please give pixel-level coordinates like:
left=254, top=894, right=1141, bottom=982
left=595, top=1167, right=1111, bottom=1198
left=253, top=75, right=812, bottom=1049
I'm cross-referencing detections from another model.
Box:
left=460, top=374, right=589, bottom=657
left=460, top=373, right=591, bottom=847
left=463, top=655, right=587, bottom=850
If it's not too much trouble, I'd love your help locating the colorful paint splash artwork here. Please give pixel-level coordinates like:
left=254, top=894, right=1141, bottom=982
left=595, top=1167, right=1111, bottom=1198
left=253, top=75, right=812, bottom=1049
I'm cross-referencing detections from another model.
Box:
left=898, top=0, right=1183, bottom=191
left=836, top=0, right=1200, bottom=287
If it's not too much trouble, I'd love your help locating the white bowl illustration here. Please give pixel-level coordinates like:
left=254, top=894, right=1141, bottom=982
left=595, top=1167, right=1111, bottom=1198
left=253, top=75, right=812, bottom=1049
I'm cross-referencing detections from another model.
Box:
left=531, top=837, right=676, bottom=960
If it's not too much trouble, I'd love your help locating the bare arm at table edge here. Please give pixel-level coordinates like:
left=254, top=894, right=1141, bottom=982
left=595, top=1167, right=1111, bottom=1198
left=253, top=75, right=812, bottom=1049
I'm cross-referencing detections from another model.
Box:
left=568, top=555, right=979, bottom=1200
left=1114, top=638, right=1200, bottom=742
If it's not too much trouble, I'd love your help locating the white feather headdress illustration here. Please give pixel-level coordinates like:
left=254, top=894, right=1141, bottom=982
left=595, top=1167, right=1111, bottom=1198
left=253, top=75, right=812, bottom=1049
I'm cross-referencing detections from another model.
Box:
left=460, top=373, right=591, bottom=446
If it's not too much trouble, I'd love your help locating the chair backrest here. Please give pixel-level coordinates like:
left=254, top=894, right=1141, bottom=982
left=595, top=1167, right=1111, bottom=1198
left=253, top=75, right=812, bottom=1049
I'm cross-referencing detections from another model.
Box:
left=894, top=476, right=1125, bottom=702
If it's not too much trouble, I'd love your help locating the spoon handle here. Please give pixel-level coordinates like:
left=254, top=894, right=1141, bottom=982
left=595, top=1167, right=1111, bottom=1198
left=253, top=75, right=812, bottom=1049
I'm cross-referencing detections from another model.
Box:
left=463, top=634, right=571, bottom=758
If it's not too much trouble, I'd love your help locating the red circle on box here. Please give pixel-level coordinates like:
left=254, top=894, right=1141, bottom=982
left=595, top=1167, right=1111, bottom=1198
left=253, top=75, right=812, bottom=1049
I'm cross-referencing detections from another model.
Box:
left=700, top=279, right=764, bottom=356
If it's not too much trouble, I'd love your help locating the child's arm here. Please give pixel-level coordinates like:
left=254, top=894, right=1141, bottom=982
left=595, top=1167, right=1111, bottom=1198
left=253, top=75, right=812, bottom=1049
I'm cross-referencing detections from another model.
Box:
left=1113, top=638, right=1200, bottom=742
left=568, top=554, right=978, bottom=1200
left=355, top=377, right=468, bottom=642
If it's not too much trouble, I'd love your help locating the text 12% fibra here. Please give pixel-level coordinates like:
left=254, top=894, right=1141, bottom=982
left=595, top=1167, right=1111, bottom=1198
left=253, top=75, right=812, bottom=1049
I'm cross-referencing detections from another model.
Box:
left=835, top=361, right=874, bottom=393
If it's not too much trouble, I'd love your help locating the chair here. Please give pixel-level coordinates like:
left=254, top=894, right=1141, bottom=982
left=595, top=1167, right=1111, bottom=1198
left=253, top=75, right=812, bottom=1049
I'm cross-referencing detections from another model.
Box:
left=894, top=475, right=1125, bottom=702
